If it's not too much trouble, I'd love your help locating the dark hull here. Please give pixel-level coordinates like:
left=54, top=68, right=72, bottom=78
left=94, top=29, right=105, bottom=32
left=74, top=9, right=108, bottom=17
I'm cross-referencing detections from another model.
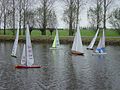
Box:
left=11, top=55, right=17, bottom=58
left=86, top=48, right=93, bottom=50
left=71, top=51, right=84, bottom=56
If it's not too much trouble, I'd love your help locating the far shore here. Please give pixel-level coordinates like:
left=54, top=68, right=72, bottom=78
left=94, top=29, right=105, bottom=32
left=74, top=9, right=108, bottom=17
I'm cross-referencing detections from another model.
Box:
left=0, top=35, right=120, bottom=45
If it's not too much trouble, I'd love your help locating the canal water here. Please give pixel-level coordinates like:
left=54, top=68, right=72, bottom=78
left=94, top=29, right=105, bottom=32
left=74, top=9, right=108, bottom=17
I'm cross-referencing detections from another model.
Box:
left=0, top=42, right=120, bottom=90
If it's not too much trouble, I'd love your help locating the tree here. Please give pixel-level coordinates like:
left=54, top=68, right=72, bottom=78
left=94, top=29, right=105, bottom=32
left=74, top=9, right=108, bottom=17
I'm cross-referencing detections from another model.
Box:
left=0, top=0, right=4, bottom=34
left=12, top=0, right=15, bottom=35
left=103, top=0, right=113, bottom=29
left=63, top=0, right=76, bottom=36
left=23, top=0, right=27, bottom=35
left=109, top=8, right=120, bottom=31
left=47, top=10, right=57, bottom=35
left=26, top=10, right=35, bottom=34
left=18, top=0, right=22, bottom=35
left=36, top=0, right=56, bottom=35
left=3, top=0, right=10, bottom=35
left=87, top=0, right=103, bottom=29
left=75, top=0, right=86, bottom=29
left=63, top=0, right=85, bottom=36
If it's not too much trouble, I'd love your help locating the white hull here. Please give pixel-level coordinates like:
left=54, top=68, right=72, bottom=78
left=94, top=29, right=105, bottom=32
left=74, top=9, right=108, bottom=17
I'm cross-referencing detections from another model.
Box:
left=92, top=52, right=107, bottom=55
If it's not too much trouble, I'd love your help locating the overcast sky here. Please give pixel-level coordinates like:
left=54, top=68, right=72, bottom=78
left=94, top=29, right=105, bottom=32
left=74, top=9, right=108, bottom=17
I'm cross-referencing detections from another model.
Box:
left=55, top=0, right=120, bottom=28
left=54, top=1, right=88, bottom=28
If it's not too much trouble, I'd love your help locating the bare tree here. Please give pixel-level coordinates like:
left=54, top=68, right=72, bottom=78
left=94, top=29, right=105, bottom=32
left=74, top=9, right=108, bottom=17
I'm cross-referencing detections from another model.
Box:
left=103, top=0, right=113, bottom=29
left=3, top=0, right=10, bottom=35
left=0, top=0, right=4, bottom=34
left=109, top=8, right=120, bottom=31
left=63, top=0, right=85, bottom=35
left=0, top=0, right=17, bottom=35
left=47, top=10, right=57, bottom=35
left=18, top=0, right=22, bottom=35
left=12, top=0, right=15, bottom=35
left=21, top=0, right=32, bottom=35
left=23, top=0, right=27, bottom=35
left=26, top=10, right=35, bottom=34
left=75, top=0, right=86, bottom=29
left=87, top=0, right=103, bottom=30
left=37, top=0, right=56, bottom=35
left=16, top=0, right=25, bottom=35
left=63, top=0, right=76, bottom=36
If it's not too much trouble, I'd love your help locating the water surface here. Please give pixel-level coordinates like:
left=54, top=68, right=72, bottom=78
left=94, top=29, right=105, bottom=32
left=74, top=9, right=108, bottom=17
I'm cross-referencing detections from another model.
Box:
left=0, top=42, right=120, bottom=90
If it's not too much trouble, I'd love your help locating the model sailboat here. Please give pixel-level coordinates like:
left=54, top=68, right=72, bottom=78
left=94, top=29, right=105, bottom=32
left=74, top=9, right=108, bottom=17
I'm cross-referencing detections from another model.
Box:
left=11, top=27, right=19, bottom=58
left=15, top=25, right=41, bottom=68
left=71, top=25, right=84, bottom=55
left=93, top=29, right=107, bottom=55
left=50, top=29, right=60, bottom=49
left=87, top=29, right=99, bottom=50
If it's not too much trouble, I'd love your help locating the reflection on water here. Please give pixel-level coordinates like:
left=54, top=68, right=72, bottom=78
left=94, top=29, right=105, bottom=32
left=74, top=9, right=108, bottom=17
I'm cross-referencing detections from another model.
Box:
left=0, top=42, right=120, bottom=90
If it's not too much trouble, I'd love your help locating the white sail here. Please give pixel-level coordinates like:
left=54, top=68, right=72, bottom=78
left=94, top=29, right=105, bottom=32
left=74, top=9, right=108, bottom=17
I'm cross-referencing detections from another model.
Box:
left=11, top=27, right=19, bottom=57
left=71, top=26, right=83, bottom=53
left=87, top=29, right=99, bottom=49
left=55, top=29, right=60, bottom=47
left=95, top=29, right=106, bottom=53
left=101, top=29, right=105, bottom=47
left=21, top=44, right=26, bottom=65
left=71, top=31, right=77, bottom=51
left=26, top=25, right=34, bottom=66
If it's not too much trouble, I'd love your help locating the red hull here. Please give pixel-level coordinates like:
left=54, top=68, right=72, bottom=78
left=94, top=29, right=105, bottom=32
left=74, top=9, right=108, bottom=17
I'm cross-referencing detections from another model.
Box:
left=15, top=65, right=41, bottom=69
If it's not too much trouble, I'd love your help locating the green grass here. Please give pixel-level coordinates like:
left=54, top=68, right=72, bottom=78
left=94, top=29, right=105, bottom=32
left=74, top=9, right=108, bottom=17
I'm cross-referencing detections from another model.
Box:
left=0, top=29, right=120, bottom=37
left=105, top=30, right=120, bottom=36
left=0, top=29, right=120, bottom=45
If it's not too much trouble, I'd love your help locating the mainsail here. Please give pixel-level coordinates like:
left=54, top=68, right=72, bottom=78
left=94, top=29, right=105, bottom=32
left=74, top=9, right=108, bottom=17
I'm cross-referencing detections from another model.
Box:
left=15, top=25, right=41, bottom=68
left=52, top=36, right=56, bottom=48
left=71, top=26, right=83, bottom=53
left=26, top=25, right=34, bottom=66
left=95, top=29, right=106, bottom=53
left=11, top=27, right=19, bottom=57
left=56, top=29, right=60, bottom=47
left=51, top=29, right=60, bottom=48
left=87, top=29, right=99, bottom=50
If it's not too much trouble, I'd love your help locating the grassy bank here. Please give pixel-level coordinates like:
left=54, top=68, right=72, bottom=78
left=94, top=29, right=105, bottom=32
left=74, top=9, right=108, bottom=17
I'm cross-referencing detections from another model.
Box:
left=31, top=29, right=120, bottom=37
left=0, top=29, right=120, bottom=37
left=0, top=35, right=120, bottom=45
left=0, top=29, right=120, bottom=45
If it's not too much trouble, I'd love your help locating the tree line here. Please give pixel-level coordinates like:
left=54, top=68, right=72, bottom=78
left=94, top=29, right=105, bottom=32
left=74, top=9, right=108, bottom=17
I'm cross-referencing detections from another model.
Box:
left=0, top=0, right=119, bottom=36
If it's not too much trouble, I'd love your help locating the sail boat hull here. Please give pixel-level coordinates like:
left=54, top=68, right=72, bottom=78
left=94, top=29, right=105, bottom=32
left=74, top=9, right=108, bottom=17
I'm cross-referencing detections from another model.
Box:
left=87, top=29, right=99, bottom=50
left=11, top=54, right=17, bottom=58
left=16, top=25, right=41, bottom=69
left=92, top=52, right=107, bottom=55
left=86, top=48, right=93, bottom=50
left=93, top=29, right=106, bottom=55
left=71, top=50, right=84, bottom=56
left=15, top=65, right=41, bottom=68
